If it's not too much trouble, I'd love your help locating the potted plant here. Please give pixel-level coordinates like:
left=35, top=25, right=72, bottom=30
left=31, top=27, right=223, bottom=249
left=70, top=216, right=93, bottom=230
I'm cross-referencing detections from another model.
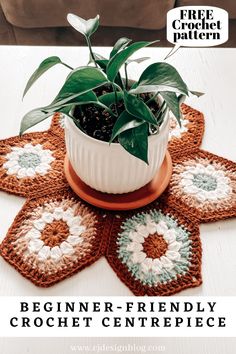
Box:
left=20, top=14, right=201, bottom=194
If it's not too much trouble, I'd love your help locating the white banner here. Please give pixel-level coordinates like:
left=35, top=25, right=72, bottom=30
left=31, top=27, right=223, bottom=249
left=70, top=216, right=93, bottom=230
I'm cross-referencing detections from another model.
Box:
left=0, top=296, right=235, bottom=337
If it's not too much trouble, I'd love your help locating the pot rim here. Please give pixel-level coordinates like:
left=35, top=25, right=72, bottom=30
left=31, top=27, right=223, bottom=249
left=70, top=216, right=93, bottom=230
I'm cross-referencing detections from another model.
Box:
left=65, top=107, right=170, bottom=148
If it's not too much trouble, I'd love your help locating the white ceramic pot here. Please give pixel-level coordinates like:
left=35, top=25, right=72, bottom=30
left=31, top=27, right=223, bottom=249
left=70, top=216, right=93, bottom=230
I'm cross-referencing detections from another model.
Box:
left=65, top=109, right=170, bottom=194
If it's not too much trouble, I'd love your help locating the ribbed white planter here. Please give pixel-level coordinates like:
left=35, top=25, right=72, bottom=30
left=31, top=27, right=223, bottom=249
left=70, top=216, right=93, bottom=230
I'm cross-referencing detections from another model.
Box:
left=65, top=109, right=170, bottom=194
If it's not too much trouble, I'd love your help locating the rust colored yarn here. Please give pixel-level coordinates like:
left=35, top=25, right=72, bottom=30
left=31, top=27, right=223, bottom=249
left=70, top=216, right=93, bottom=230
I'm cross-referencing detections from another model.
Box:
left=168, top=104, right=205, bottom=156
left=0, top=188, right=111, bottom=287
left=0, top=104, right=235, bottom=295
left=49, top=112, right=65, bottom=140
left=106, top=202, right=202, bottom=296
left=41, top=220, right=70, bottom=247
left=143, top=234, right=168, bottom=259
left=0, top=131, right=67, bottom=197
left=164, top=149, right=236, bottom=222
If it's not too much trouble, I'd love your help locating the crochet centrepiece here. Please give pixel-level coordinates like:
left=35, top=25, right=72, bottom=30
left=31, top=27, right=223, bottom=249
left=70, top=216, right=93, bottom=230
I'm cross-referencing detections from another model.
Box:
left=0, top=104, right=235, bottom=295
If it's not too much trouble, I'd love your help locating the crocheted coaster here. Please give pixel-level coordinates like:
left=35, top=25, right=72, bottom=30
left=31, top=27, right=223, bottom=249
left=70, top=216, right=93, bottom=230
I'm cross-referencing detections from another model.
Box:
left=0, top=188, right=110, bottom=286
left=0, top=131, right=67, bottom=197
left=164, top=150, right=236, bottom=222
left=168, top=104, right=204, bottom=155
left=106, top=202, right=202, bottom=296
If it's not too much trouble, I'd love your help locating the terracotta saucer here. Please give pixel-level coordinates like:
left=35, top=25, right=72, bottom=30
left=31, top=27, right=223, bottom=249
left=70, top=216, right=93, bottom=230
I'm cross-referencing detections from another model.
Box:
left=64, top=151, right=172, bottom=210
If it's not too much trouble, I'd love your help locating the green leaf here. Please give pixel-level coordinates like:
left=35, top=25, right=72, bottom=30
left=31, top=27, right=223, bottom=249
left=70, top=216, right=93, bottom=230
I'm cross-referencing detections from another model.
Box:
left=67, top=13, right=99, bottom=37
left=95, top=51, right=149, bottom=71
left=52, top=67, right=108, bottom=106
left=98, top=92, right=124, bottom=106
left=95, top=59, right=124, bottom=88
left=51, top=90, right=98, bottom=109
left=59, top=106, right=73, bottom=115
left=118, top=123, right=149, bottom=164
left=127, top=57, right=150, bottom=64
left=88, top=52, right=107, bottom=65
left=94, top=53, right=107, bottom=60
left=110, top=110, right=144, bottom=142
left=130, top=81, right=138, bottom=90
left=20, top=108, right=54, bottom=135
left=107, top=40, right=159, bottom=82
left=110, top=37, right=132, bottom=58
left=190, top=90, right=204, bottom=97
left=130, top=62, right=188, bottom=96
left=92, top=53, right=108, bottom=69
left=20, top=91, right=99, bottom=134
left=96, top=59, right=109, bottom=71
left=71, top=101, right=115, bottom=116
left=23, top=56, right=70, bottom=98
left=160, top=92, right=181, bottom=122
left=50, top=90, right=115, bottom=117
left=124, top=91, right=157, bottom=125
left=85, top=15, right=100, bottom=37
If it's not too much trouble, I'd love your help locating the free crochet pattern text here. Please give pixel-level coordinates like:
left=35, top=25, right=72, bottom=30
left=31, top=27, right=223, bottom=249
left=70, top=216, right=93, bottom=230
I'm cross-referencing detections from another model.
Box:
left=171, top=9, right=221, bottom=42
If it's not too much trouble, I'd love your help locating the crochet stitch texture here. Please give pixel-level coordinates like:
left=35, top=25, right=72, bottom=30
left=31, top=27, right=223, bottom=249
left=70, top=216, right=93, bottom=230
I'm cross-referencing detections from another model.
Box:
left=0, top=104, right=235, bottom=295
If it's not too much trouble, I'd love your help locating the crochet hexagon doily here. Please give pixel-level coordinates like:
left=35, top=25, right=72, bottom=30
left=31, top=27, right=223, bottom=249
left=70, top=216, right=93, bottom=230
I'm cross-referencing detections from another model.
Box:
left=165, top=149, right=236, bottom=222
left=0, top=188, right=110, bottom=287
left=0, top=104, right=235, bottom=295
left=0, top=131, right=67, bottom=197
left=106, top=202, right=202, bottom=296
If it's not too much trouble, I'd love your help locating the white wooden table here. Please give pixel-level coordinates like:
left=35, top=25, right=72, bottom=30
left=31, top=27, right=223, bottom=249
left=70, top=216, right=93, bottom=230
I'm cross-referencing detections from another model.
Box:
left=0, top=46, right=235, bottom=297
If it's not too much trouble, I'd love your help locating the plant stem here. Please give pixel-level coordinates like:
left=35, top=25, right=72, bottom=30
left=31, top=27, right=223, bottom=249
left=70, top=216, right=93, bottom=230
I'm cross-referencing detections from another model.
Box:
left=62, top=62, right=74, bottom=70
left=112, top=83, right=119, bottom=116
left=113, top=82, right=123, bottom=92
left=86, top=36, right=98, bottom=68
left=155, top=101, right=166, bottom=124
left=124, top=63, right=128, bottom=89
left=99, top=102, right=117, bottom=117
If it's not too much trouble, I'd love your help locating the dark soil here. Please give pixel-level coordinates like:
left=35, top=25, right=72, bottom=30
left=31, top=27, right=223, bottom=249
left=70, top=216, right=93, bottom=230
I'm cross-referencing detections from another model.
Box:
left=73, top=85, right=160, bottom=142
